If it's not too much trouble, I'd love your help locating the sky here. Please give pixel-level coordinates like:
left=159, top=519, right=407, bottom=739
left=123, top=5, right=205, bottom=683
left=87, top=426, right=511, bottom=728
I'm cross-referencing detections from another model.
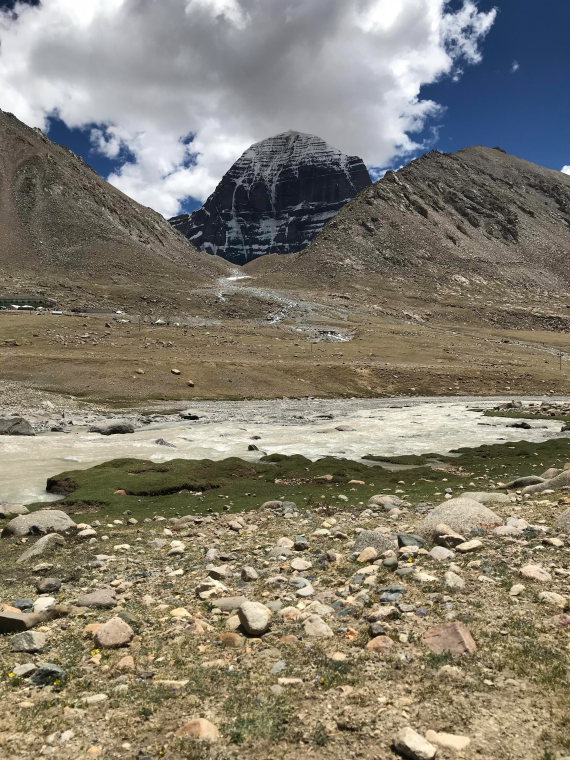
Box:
left=0, top=0, right=568, bottom=218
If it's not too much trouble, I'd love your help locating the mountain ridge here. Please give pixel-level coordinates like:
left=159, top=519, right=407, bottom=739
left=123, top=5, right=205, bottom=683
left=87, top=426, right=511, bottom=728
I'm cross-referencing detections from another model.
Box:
left=0, top=109, right=232, bottom=311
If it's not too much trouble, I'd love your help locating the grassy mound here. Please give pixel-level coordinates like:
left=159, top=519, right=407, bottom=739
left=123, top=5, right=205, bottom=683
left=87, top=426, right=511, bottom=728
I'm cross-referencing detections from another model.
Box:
left=36, top=437, right=570, bottom=520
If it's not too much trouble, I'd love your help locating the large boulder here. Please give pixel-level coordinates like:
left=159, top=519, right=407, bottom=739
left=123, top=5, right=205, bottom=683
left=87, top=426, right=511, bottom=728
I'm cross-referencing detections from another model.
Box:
left=2, top=510, right=76, bottom=538
left=0, top=417, right=35, bottom=436
left=418, top=497, right=502, bottom=540
left=523, top=469, right=570, bottom=495
left=554, top=507, right=570, bottom=535
left=89, top=420, right=135, bottom=435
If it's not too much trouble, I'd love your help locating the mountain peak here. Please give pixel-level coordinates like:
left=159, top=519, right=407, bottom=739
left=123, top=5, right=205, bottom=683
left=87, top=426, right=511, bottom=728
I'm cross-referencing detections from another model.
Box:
left=170, top=132, right=371, bottom=264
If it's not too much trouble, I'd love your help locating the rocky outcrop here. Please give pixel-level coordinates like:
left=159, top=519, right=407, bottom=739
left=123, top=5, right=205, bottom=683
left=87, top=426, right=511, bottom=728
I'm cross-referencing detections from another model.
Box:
left=170, top=131, right=371, bottom=264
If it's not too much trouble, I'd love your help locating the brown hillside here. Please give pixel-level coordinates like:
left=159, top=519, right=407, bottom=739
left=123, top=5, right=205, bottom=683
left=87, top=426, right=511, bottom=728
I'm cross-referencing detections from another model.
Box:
left=246, top=146, right=570, bottom=305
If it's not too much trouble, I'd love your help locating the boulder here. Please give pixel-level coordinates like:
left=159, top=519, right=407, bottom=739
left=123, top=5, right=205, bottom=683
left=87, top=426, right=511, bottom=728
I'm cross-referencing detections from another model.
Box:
left=0, top=504, right=29, bottom=518
left=89, top=420, right=135, bottom=435
left=418, top=498, right=502, bottom=540
left=0, top=416, right=35, bottom=436
left=17, top=533, right=65, bottom=563
left=2, top=510, right=76, bottom=538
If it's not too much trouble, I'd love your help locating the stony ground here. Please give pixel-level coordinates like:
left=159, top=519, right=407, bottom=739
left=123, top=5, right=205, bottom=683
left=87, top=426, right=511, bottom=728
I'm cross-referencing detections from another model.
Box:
left=1, top=469, right=569, bottom=760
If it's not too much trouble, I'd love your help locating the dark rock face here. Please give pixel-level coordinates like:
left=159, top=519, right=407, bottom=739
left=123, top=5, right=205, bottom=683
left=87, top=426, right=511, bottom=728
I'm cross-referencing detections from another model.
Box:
left=170, top=131, right=371, bottom=265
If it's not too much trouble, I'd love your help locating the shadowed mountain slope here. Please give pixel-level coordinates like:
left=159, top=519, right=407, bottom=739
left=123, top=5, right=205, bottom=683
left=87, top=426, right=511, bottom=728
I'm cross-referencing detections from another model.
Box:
left=170, top=130, right=371, bottom=265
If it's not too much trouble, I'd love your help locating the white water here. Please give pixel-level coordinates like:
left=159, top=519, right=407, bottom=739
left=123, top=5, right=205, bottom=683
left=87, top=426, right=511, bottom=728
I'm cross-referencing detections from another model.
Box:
left=0, top=397, right=565, bottom=505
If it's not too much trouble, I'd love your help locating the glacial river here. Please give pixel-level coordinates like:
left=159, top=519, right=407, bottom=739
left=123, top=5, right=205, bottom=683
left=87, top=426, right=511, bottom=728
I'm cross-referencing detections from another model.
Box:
left=1, top=396, right=567, bottom=505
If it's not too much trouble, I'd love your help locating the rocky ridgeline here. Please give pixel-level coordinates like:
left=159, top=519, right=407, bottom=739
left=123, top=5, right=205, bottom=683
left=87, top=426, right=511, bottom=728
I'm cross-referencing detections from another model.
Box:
left=170, top=131, right=371, bottom=264
left=0, top=468, right=569, bottom=759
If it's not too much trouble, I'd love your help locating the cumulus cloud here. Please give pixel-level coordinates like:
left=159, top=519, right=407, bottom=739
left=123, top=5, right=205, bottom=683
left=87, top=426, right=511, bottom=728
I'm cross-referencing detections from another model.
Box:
left=0, top=0, right=496, bottom=217
left=562, top=166, right=570, bottom=175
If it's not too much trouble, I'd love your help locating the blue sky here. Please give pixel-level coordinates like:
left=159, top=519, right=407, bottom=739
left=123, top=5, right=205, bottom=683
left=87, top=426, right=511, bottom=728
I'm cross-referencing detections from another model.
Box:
left=0, top=0, right=567, bottom=217
left=422, top=0, right=570, bottom=172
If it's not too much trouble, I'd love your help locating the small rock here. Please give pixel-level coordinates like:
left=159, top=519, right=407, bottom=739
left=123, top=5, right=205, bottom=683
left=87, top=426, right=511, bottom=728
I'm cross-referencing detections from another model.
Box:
left=35, top=577, right=62, bottom=594
left=11, top=631, right=47, bottom=653
left=538, top=591, right=567, bottom=608
left=423, top=622, right=477, bottom=656
left=30, top=664, right=67, bottom=687
left=444, top=571, right=465, bottom=590
left=393, top=727, right=437, bottom=760
left=241, top=566, right=259, bottom=581
left=303, top=615, right=333, bottom=638
left=366, top=635, right=394, bottom=653
left=425, top=729, right=470, bottom=752
left=357, top=546, right=379, bottom=563
left=94, top=617, right=134, bottom=649
left=76, top=589, right=117, bottom=609
left=176, top=718, right=219, bottom=742
left=238, top=601, right=272, bottom=636
left=520, top=564, right=552, bottom=582
left=456, top=539, right=483, bottom=553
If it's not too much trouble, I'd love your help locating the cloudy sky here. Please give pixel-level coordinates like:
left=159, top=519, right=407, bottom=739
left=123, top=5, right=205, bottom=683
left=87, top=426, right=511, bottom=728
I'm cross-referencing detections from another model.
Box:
left=0, top=0, right=568, bottom=217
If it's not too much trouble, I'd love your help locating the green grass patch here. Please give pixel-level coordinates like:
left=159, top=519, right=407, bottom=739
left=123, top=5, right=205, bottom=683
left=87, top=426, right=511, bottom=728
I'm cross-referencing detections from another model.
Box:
left=29, top=435, right=570, bottom=521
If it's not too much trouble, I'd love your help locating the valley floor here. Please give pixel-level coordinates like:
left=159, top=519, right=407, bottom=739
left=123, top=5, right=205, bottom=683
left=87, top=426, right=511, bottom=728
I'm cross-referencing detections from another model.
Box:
left=2, top=302, right=570, bottom=405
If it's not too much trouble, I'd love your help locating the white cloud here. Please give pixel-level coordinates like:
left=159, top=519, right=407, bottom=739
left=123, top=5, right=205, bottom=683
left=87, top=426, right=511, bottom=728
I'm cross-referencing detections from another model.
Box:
left=511, top=60, right=520, bottom=73
left=562, top=166, right=570, bottom=175
left=0, top=0, right=497, bottom=217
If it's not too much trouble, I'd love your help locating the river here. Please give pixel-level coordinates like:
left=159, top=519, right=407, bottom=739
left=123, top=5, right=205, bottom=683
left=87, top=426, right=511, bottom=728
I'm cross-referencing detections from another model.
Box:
left=1, top=396, right=566, bottom=505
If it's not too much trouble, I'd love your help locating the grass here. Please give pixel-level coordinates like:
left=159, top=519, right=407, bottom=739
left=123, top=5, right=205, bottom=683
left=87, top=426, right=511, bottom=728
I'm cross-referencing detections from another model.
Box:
left=31, top=435, right=570, bottom=521
left=484, top=408, right=570, bottom=430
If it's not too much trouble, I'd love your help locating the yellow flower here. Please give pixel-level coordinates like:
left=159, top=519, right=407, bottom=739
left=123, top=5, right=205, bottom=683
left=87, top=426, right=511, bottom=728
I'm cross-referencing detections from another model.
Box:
left=8, top=673, right=15, bottom=678
left=91, top=649, right=100, bottom=655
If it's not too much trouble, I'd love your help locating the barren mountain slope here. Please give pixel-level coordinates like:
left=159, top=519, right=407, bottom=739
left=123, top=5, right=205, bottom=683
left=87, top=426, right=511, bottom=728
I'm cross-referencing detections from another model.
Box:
left=0, top=110, right=232, bottom=310
left=247, top=146, right=570, bottom=303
